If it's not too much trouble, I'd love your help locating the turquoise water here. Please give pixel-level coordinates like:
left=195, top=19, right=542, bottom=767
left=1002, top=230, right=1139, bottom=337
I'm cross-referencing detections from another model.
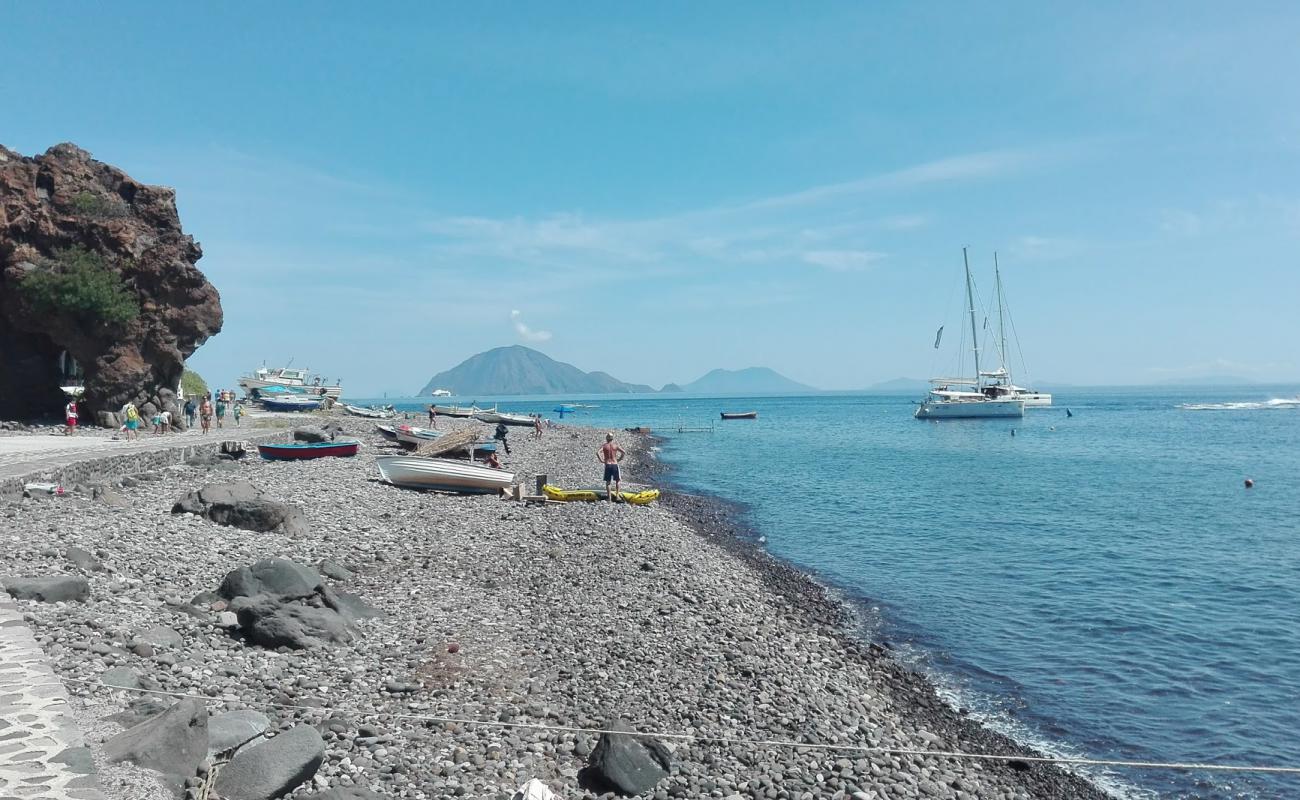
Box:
left=367, top=388, right=1300, bottom=798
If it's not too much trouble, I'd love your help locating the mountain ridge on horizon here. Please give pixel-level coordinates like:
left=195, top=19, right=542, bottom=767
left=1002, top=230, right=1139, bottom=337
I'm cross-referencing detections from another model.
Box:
left=416, top=346, right=812, bottom=396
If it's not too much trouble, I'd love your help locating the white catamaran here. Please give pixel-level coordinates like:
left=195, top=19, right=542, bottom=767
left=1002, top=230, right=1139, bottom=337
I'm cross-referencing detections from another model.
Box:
left=916, top=249, right=1026, bottom=420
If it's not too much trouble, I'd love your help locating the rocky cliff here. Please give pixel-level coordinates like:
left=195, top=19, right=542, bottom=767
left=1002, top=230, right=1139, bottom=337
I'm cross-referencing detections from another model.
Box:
left=0, top=144, right=222, bottom=424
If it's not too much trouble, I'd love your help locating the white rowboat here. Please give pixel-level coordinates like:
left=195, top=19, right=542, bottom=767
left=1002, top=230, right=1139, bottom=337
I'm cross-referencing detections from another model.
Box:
left=375, top=456, right=514, bottom=494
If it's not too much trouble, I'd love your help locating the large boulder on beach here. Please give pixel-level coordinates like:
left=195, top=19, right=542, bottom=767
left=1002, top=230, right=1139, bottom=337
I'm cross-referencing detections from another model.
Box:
left=299, top=789, right=382, bottom=800
left=293, top=425, right=332, bottom=443
left=0, top=143, right=222, bottom=423
left=583, top=719, right=672, bottom=795
left=219, top=558, right=322, bottom=600
left=214, top=724, right=325, bottom=800
left=172, top=482, right=308, bottom=536
left=207, top=709, right=272, bottom=757
left=2, top=575, right=89, bottom=603
left=228, top=594, right=354, bottom=650
left=104, top=697, right=208, bottom=777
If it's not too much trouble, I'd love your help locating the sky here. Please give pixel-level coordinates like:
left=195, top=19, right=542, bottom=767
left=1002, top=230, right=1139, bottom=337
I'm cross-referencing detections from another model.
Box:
left=4, top=3, right=1300, bottom=394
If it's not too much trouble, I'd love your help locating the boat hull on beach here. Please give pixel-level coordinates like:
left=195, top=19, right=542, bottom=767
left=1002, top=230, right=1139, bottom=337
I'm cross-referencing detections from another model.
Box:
left=261, top=397, right=323, bottom=412
left=375, top=455, right=514, bottom=493
left=394, top=425, right=443, bottom=448
left=258, top=440, right=360, bottom=460
left=473, top=411, right=535, bottom=426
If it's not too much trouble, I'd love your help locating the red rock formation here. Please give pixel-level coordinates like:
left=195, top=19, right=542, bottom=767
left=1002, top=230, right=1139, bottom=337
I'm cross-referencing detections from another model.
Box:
left=0, top=144, right=222, bottom=425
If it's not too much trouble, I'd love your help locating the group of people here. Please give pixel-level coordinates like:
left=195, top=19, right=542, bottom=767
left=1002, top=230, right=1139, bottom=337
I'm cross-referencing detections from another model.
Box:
left=182, top=393, right=242, bottom=434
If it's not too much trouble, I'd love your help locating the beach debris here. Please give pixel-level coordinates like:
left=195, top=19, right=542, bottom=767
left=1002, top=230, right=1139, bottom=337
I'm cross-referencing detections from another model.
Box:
left=172, top=482, right=308, bottom=536
left=2, top=574, right=90, bottom=603
left=214, top=723, right=325, bottom=800
left=582, top=718, right=672, bottom=796
left=23, top=481, right=65, bottom=496
left=414, top=427, right=478, bottom=457
left=512, top=778, right=558, bottom=800
left=104, top=697, right=209, bottom=778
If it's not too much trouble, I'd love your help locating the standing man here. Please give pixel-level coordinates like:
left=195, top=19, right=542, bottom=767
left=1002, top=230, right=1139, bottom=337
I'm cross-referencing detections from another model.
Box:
left=533, top=415, right=543, bottom=440
left=215, top=394, right=227, bottom=428
left=427, top=405, right=437, bottom=428
left=64, top=398, right=78, bottom=435
left=199, top=395, right=213, bottom=435
left=597, top=432, right=626, bottom=502
left=183, top=397, right=197, bottom=429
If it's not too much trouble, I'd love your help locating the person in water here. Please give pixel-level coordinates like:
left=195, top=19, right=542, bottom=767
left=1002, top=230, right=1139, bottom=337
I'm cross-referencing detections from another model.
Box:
left=597, top=432, right=626, bottom=502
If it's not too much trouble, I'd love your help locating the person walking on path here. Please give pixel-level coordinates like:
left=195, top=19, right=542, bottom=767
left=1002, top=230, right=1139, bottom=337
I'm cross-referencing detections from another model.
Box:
left=199, top=396, right=213, bottom=435
left=533, top=415, right=543, bottom=440
left=63, top=399, right=78, bottom=435
left=215, top=395, right=227, bottom=428
left=122, top=402, right=141, bottom=441
left=233, top=401, right=243, bottom=426
left=597, top=432, right=626, bottom=502
left=493, top=422, right=511, bottom=455
left=183, top=398, right=197, bottom=429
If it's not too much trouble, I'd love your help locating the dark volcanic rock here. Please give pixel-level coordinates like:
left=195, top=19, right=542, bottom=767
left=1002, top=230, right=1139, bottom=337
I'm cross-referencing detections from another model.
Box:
left=292, top=425, right=332, bottom=443
left=104, top=697, right=208, bottom=777
left=2, top=575, right=90, bottom=603
left=229, top=594, right=354, bottom=649
left=583, top=719, right=672, bottom=796
left=0, top=143, right=222, bottom=422
left=207, top=709, right=271, bottom=757
left=172, top=483, right=307, bottom=536
left=214, top=724, right=325, bottom=800
left=218, top=557, right=323, bottom=600
left=299, top=789, right=382, bottom=800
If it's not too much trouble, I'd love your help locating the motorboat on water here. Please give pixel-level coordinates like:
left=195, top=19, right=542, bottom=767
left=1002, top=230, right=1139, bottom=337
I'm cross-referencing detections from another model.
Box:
left=720, top=411, right=758, bottom=420
left=916, top=248, right=1027, bottom=420
left=375, top=455, right=514, bottom=494
left=240, top=365, right=342, bottom=400
left=430, top=389, right=453, bottom=397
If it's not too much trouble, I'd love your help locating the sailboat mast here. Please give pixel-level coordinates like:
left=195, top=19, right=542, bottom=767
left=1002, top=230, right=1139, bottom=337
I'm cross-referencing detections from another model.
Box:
left=963, top=247, right=980, bottom=382
left=995, top=252, right=1010, bottom=383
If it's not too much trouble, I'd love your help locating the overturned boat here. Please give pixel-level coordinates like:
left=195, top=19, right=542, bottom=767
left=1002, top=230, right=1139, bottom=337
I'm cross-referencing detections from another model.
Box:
left=375, top=456, right=514, bottom=494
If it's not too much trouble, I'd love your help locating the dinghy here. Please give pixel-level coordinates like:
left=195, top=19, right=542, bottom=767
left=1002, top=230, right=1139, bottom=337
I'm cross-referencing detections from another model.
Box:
left=376, top=424, right=399, bottom=441
left=375, top=456, right=514, bottom=494
left=541, top=485, right=661, bottom=505
left=720, top=411, right=758, bottom=420
left=258, top=440, right=360, bottom=460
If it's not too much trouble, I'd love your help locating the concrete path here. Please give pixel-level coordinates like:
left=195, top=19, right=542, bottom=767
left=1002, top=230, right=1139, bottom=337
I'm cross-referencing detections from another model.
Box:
left=0, top=598, right=104, bottom=800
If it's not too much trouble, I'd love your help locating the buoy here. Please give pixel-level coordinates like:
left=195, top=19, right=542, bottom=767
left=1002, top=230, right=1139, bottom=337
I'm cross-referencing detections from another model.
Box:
left=1245, top=478, right=1254, bottom=489
left=1049, top=426, right=1056, bottom=431
left=1010, top=429, right=1016, bottom=437
left=1066, top=408, right=1073, bottom=418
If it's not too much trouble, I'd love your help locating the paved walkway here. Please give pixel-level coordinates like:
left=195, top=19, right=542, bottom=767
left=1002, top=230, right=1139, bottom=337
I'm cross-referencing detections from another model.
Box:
left=0, top=598, right=104, bottom=800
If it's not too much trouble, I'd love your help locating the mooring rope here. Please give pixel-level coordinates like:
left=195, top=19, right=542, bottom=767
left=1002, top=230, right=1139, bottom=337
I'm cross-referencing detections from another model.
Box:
left=63, top=678, right=1300, bottom=776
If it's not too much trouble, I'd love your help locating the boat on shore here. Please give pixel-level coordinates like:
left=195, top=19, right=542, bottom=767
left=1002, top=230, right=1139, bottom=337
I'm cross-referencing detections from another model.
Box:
left=720, top=411, right=758, bottom=420
left=916, top=249, right=1026, bottom=420
left=343, top=404, right=395, bottom=419
left=431, top=404, right=480, bottom=418
left=473, top=410, right=535, bottom=426
left=258, top=440, right=360, bottom=460
left=239, top=365, right=342, bottom=400
left=260, top=396, right=324, bottom=412
left=376, top=424, right=399, bottom=441
left=375, top=455, right=514, bottom=494
left=542, top=484, right=661, bottom=505
left=394, top=425, right=443, bottom=448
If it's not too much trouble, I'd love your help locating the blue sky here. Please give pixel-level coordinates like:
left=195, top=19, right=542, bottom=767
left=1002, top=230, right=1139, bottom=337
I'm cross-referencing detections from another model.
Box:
left=5, top=3, right=1299, bottom=393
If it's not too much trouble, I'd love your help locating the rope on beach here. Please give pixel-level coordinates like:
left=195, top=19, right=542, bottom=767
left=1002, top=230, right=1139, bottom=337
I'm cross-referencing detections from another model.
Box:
left=63, top=678, right=1300, bottom=776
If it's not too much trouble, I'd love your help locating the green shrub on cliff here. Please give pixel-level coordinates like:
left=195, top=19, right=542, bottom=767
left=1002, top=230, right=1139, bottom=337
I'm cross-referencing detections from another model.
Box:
left=17, top=246, right=140, bottom=330
left=181, top=368, right=208, bottom=398
left=70, top=190, right=127, bottom=218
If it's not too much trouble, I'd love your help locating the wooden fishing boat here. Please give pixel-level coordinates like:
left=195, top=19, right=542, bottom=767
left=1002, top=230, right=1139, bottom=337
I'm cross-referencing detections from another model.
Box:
left=258, top=439, right=360, bottom=460
left=261, top=396, right=323, bottom=412
left=542, top=484, right=661, bottom=505
left=720, top=411, right=758, bottom=420
left=375, top=456, right=514, bottom=494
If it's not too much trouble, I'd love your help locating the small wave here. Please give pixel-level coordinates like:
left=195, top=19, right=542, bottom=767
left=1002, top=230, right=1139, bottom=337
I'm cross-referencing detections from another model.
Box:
left=1177, top=398, right=1300, bottom=411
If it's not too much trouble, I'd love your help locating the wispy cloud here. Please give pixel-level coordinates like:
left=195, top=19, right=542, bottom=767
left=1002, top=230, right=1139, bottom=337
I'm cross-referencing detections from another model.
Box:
left=802, top=249, right=885, bottom=272
left=511, top=309, right=552, bottom=342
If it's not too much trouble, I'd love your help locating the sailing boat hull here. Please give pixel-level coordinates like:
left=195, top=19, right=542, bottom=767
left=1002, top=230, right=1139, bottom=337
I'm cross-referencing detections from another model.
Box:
left=915, top=398, right=1025, bottom=419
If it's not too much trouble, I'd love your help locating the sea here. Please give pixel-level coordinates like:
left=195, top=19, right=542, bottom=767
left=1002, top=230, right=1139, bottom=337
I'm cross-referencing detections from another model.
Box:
left=359, top=387, right=1300, bottom=799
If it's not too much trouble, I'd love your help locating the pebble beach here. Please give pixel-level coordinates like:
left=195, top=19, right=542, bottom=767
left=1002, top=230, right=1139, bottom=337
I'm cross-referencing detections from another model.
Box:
left=1, top=414, right=1117, bottom=800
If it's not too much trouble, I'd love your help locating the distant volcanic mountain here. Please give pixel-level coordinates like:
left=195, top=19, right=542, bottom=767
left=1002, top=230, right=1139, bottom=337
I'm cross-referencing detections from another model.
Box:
left=680, top=367, right=815, bottom=394
left=418, top=345, right=654, bottom=396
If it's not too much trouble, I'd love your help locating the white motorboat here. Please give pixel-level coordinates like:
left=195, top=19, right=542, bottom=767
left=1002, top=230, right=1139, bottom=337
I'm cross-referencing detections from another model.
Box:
left=916, top=249, right=1026, bottom=420
left=375, top=455, right=514, bottom=494
left=240, top=365, right=342, bottom=399
left=343, top=404, right=395, bottom=419
left=430, top=404, right=480, bottom=418
left=430, top=389, right=453, bottom=397
left=473, top=410, right=536, bottom=426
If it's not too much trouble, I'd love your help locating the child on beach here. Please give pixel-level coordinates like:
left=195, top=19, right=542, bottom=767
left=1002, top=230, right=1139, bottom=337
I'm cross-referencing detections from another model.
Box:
left=233, top=402, right=243, bottom=426
left=533, top=415, right=543, bottom=439
left=64, top=399, right=78, bottom=435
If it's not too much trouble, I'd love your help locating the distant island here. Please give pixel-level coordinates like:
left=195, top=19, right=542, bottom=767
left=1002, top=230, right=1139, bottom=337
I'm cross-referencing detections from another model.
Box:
left=679, top=367, right=815, bottom=394
left=417, top=346, right=815, bottom=396
left=418, top=345, right=654, bottom=396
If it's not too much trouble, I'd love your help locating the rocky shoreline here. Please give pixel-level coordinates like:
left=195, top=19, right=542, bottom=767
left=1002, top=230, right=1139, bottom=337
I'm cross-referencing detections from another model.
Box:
left=2, top=416, right=1117, bottom=799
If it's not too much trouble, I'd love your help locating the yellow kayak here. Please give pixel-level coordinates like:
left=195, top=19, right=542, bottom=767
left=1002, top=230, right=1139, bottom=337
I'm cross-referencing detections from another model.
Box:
left=542, top=484, right=661, bottom=505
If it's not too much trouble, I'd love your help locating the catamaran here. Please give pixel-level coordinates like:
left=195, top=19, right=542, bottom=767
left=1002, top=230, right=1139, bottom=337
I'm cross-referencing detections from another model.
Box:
left=916, top=249, right=1026, bottom=420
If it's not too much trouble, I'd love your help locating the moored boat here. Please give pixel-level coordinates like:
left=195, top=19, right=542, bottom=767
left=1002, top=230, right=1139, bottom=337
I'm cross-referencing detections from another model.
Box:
left=375, top=456, right=514, bottom=494
left=258, top=440, right=360, bottom=460
left=720, top=411, right=758, bottom=420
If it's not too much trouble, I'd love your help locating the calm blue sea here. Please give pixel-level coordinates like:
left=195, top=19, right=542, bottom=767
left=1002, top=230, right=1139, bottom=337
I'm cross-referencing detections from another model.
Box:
left=363, top=387, right=1300, bottom=799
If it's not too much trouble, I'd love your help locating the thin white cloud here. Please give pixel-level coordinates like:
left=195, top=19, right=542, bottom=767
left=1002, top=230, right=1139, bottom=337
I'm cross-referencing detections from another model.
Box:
left=802, top=249, right=885, bottom=272
left=511, top=309, right=552, bottom=342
